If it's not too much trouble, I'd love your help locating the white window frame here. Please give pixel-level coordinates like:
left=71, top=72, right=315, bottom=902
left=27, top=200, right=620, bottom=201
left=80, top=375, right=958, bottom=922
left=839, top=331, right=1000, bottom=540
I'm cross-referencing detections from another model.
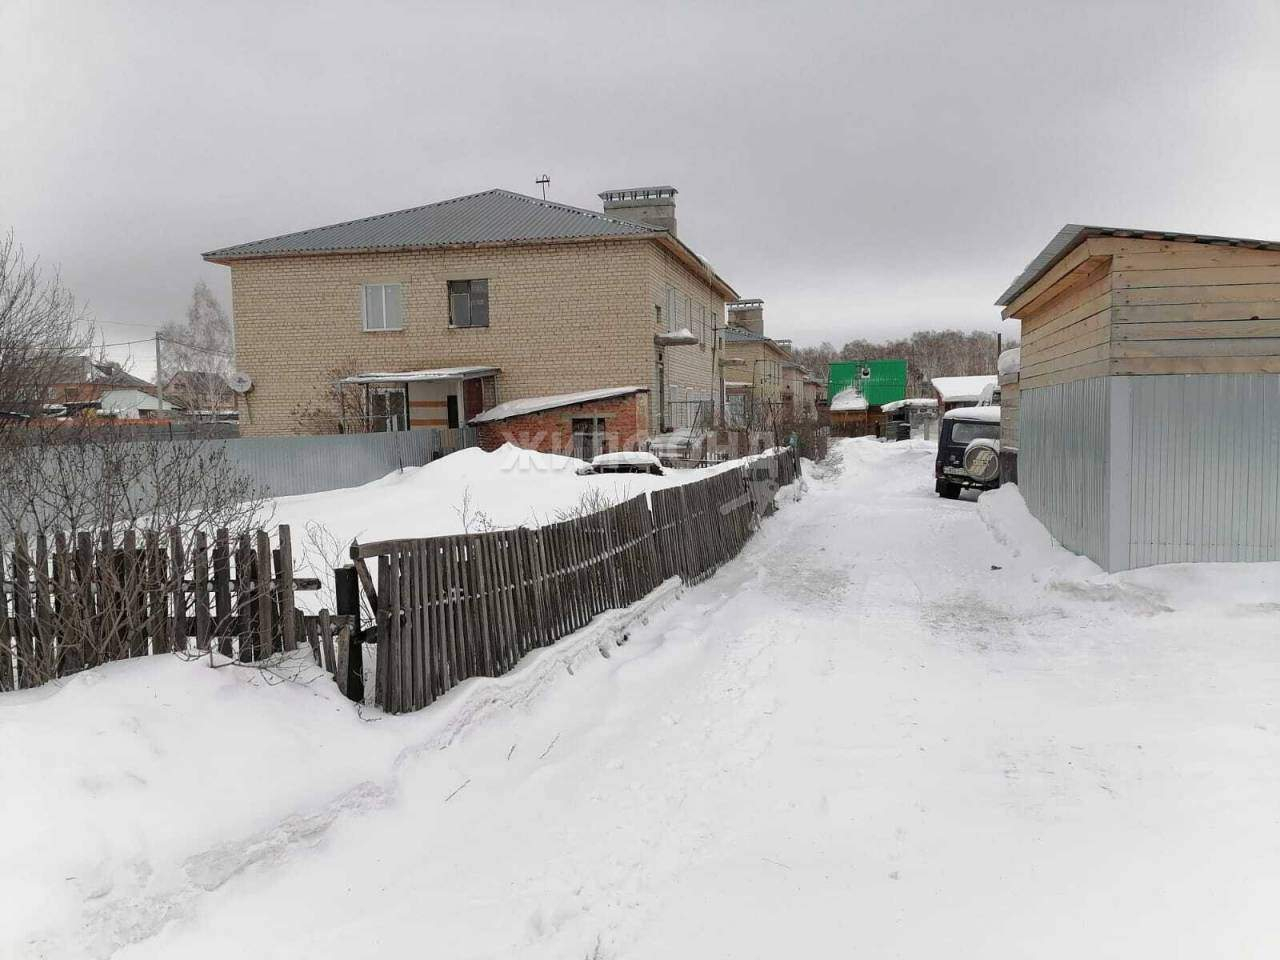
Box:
left=361, top=283, right=405, bottom=332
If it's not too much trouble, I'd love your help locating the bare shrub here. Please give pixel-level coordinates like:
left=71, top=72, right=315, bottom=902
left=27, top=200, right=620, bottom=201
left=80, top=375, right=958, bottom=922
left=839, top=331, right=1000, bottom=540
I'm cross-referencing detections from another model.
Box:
left=0, top=230, right=93, bottom=430
left=552, top=487, right=620, bottom=522
left=291, top=366, right=375, bottom=434
left=455, top=487, right=495, bottom=533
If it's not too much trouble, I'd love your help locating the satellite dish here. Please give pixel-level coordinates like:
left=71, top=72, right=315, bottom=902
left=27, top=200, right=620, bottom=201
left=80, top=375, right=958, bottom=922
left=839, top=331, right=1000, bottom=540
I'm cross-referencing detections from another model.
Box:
left=227, top=371, right=253, bottom=394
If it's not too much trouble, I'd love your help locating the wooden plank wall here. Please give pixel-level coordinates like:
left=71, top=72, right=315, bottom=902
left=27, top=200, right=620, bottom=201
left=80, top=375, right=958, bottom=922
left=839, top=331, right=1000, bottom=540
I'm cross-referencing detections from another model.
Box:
left=0, top=525, right=304, bottom=692
left=1109, top=239, right=1280, bottom=375
left=358, top=448, right=800, bottom=715
left=1016, top=256, right=1114, bottom=391
left=1013, top=237, right=1280, bottom=390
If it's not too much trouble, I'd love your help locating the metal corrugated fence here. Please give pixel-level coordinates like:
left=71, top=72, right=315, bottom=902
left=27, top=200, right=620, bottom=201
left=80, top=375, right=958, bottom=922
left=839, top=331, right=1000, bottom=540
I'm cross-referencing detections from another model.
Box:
left=191, top=428, right=476, bottom=499
left=1019, top=378, right=1110, bottom=565
left=1127, top=375, right=1280, bottom=567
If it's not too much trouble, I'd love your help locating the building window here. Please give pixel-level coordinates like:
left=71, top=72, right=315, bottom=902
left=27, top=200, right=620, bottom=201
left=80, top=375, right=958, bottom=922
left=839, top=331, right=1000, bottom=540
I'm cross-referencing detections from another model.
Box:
left=449, top=279, right=489, bottom=328
left=572, top=417, right=608, bottom=460
left=362, top=284, right=405, bottom=331
left=368, top=385, right=407, bottom=431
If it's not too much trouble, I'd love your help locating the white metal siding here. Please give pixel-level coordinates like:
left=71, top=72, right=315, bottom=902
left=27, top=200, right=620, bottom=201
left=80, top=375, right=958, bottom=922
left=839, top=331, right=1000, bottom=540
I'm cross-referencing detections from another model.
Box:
left=1019, top=378, right=1110, bottom=566
left=1126, top=374, right=1280, bottom=567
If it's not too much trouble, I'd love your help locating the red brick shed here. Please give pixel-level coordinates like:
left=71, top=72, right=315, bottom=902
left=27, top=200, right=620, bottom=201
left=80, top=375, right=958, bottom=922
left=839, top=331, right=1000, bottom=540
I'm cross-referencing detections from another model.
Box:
left=471, top=386, right=650, bottom=459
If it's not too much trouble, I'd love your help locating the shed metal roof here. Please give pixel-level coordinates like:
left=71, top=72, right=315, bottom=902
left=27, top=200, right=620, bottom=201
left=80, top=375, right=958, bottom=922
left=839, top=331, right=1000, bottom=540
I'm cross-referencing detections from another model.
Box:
left=997, top=224, right=1280, bottom=307
left=203, top=189, right=663, bottom=261
left=339, top=366, right=499, bottom=385
left=470, top=385, right=648, bottom=424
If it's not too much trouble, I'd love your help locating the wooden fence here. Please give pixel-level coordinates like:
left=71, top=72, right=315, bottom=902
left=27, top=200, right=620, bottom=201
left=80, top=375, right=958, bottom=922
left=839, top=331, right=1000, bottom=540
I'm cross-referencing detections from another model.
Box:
left=352, top=448, right=801, bottom=714
left=0, top=523, right=325, bottom=691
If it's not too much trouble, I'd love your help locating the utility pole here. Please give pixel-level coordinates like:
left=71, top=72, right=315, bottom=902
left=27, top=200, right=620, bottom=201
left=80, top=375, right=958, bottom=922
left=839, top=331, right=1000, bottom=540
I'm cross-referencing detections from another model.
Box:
left=155, top=332, right=164, bottom=414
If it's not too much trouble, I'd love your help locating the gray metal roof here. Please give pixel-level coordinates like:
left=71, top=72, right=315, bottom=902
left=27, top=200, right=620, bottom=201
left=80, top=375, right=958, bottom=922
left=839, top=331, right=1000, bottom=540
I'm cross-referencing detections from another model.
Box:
left=997, top=223, right=1280, bottom=307
left=203, top=189, right=663, bottom=261
left=722, top=325, right=766, bottom=342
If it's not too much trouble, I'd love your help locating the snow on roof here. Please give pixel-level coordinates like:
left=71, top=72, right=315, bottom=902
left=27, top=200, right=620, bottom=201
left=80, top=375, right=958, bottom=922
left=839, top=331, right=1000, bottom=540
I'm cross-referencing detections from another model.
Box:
left=725, top=381, right=752, bottom=389
left=341, top=366, right=499, bottom=384
left=881, top=397, right=938, bottom=413
left=998, top=347, right=1021, bottom=377
left=829, top=387, right=868, bottom=412
left=592, top=451, right=662, bottom=469
left=932, top=375, right=997, bottom=402
left=654, top=327, right=698, bottom=345
left=470, top=386, right=648, bottom=424
left=943, top=404, right=1001, bottom=422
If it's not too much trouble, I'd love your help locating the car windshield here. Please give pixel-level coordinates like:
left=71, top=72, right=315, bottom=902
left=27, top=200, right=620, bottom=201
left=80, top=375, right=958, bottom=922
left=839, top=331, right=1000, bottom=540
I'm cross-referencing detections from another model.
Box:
left=949, top=421, right=999, bottom=445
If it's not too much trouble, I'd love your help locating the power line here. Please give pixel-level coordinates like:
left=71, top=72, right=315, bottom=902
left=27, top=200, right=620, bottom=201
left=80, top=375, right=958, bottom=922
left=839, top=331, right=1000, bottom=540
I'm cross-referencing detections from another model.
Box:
left=158, top=334, right=233, bottom=359
left=91, top=333, right=232, bottom=358
left=93, top=336, right=155, bottom=349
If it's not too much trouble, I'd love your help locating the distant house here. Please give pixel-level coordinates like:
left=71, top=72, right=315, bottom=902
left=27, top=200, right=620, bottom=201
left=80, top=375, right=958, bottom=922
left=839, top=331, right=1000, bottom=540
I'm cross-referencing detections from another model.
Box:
left=998, top=223, right=1280, bottom=570
left=722, top=300, right=815, bottom=422
left=48, top=358, right=155, bottom=406
left=203, top=186, right=737, bottom=454
left=828, top=386, right=878, bottom=436
left=931, top=375, right=997, bottom=413
left=98, top=387, right=180, bottom=419
left=828, top=360, right=907, bottom=408
left=165, top=370, right=235, bottom=414
left=42, top=358, right=178, bottom=419
left=825, top=360, right=907, bottom=436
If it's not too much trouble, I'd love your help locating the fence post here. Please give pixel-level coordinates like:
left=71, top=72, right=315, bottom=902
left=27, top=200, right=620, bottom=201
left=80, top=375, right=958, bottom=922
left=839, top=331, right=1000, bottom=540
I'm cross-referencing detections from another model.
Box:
left=277, top=525, right=297, bottom=652
left=335, top=563, right=363, bottom=703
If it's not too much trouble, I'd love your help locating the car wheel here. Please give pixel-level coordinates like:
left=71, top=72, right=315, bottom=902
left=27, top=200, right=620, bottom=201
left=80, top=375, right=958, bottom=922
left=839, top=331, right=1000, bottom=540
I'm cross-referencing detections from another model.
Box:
left=938, top=481, right=961, bottom=499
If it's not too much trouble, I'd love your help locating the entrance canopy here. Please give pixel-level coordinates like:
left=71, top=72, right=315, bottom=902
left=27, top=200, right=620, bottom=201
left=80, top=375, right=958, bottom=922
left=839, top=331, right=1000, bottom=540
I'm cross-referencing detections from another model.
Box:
left=339, top=366, right=499, bottom=385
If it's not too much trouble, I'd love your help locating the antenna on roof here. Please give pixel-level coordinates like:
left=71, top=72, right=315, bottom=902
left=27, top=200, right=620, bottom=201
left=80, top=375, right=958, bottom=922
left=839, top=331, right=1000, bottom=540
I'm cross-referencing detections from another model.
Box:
left=535, top=174, right=550, bottom=200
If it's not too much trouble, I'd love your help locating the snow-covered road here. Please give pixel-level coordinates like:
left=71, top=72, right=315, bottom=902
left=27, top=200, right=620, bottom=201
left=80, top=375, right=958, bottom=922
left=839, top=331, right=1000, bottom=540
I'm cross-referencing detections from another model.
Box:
left=7, top=438, right=1280, bottom=959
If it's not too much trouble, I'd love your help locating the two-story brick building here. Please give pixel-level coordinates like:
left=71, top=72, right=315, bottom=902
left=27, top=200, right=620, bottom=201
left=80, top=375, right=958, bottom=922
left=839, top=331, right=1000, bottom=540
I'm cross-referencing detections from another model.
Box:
left=203, top=186, right=737, bottom=453
left=721, top=299, right=813, bottom=425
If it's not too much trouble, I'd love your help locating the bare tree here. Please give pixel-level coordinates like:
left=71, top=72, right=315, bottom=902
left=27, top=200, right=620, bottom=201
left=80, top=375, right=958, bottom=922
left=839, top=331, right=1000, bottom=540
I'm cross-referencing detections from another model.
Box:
left=158, top=280, right=234, bottom=414
left=291, top=366, right=376, bottom=434
left=0, top=231, right=93, bottom=427
left=793, top=329, right=1016, bottom=397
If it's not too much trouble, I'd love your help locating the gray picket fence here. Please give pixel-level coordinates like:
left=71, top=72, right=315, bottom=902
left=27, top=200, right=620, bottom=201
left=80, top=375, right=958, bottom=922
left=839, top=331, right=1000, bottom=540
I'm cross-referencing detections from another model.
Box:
left=350, top=448, right=801, bottom=714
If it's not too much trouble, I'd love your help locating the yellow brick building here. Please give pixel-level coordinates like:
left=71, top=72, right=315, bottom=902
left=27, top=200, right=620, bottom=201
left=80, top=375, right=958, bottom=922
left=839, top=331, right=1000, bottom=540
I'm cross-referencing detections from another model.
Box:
left=203, top=187, right=737, bottom=441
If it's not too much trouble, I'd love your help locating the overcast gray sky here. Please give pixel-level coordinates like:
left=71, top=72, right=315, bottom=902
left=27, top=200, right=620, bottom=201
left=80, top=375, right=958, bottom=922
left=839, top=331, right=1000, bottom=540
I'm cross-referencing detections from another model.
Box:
left=3, top=0, right=1278, bottom=376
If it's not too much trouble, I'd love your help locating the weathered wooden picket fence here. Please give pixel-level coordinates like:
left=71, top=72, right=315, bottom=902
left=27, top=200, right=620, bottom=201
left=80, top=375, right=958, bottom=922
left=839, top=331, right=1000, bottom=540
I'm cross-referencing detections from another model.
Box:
left=351, top=448, right=801, bottom=714
left=0, top=523, right=344, bottom=692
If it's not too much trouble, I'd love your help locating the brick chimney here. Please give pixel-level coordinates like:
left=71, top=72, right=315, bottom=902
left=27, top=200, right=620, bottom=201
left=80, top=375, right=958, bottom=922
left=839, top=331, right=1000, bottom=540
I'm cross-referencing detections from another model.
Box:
left=599, top=186, right=677, bottom=236
left=727, top=299, right=764, bottom=336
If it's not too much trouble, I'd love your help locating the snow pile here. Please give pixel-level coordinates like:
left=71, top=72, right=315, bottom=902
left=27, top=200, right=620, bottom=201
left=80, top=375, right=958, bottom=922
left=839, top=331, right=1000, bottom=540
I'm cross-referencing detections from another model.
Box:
left=829, top=387, right=868, bottom=412
left=931, top=374, right=997, bottom=402
left=943, top=404, right=1000, bottom=422
left=591, top=450, right=662, bottom=470
left=268, top=443, right=741, bottom=588
left=997, top=346, right=1021, bottom=377
left=976, top=482, right=1091, bottom=573
left=880, top=397, right=937, bottom=413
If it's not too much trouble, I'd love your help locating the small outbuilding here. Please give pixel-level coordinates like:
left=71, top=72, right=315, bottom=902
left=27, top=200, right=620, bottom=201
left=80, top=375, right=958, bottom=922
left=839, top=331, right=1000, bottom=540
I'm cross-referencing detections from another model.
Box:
left=998, top=223, right=1280, bottom=571
left=470, top=386, right=649, bottom=459
left=931, top=375, right=998, bottom=413
left=881, top=397, right=939, bottom=440
left=828, top=387, right=879, bottom=436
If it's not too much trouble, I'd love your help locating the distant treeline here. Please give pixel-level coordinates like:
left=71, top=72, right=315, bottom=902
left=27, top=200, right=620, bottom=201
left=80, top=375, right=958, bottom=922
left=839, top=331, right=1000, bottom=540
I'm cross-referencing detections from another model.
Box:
left=792, top=329, right=1014, bottom=398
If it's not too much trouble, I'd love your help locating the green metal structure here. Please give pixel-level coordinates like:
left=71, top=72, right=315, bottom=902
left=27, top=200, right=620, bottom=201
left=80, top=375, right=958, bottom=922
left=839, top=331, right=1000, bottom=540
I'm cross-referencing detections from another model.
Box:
left=827, top=360, right=908, bottom=407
